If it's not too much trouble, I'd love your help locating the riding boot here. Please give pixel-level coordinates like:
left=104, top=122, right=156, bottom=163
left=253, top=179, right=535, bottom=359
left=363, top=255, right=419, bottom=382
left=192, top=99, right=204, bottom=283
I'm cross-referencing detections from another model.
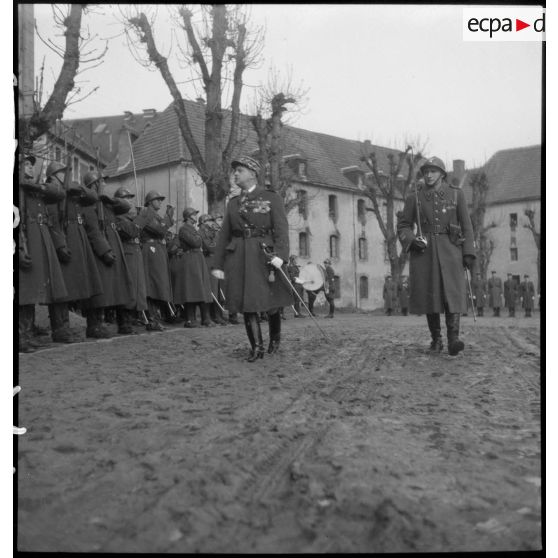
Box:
left=200, top=302, right=215, bottom=327
left=246, top=312, right=264, bottom=362
left=243, top=313, right=256, bottom=358
left=85, top=307, right=112, bottom=338
left=426, top=313, right=443, bottom=352
left=445, top=311, right=465, bottom=356
left=50, top=302, right=81, bottom=343
left=267, top=310, right=282, bottom=355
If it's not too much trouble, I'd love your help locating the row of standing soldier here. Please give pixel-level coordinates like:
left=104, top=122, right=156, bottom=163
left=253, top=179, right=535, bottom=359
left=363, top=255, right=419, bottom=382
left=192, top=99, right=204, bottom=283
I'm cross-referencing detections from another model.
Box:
left=17, top=153, right=233, bottom=352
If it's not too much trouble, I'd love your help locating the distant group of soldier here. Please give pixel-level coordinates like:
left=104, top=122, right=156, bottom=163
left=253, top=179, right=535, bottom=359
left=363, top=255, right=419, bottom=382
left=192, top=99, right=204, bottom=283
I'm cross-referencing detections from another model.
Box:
left=471, top=271, right=536, bottom=318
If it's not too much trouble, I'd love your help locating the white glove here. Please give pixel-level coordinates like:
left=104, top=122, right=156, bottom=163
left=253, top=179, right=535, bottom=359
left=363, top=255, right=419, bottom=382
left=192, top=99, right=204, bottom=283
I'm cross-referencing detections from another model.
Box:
left=270, top=256, right=283, bottom=269
left=211, top=269, right=225, bottom=280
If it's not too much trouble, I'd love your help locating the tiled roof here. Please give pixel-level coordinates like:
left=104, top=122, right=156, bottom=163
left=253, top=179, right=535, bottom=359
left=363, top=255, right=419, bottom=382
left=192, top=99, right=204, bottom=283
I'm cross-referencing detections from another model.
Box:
left=104, top=99, right=411, bottom=190
left=464, top=145, right=541, bottom=205
left=63, top=112, right=154, bottom=165
left=48, top=124, right=100, bottom=163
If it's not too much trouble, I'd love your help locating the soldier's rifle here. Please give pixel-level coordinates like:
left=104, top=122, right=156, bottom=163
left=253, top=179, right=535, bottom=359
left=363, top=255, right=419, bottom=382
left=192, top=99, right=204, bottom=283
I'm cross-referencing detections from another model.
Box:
left=260, top=243, right=330, bottom=342
left=464, top=268, right=477, bottom=322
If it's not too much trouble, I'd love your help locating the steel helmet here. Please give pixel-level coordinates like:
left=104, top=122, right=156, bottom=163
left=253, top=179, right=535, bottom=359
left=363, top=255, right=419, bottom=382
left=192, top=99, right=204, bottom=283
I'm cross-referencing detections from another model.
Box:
left=183, top=207, right=199, bottom=220
left=83, top=170, right=102, bottom=188
left=144, top=190, right=165, bottom=206
left=114, top=186, right=135, bottom=199
left=420, top=156, right=446, bottom=177
left=198, top=213, right=214, bottom=225
left=46, top=161, right=67, bottom=180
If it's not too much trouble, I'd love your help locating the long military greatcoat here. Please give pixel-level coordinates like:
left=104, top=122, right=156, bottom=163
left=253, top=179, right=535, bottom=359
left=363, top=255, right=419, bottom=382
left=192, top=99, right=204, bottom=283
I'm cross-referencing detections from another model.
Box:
left=504, top=278, right=519, bottom=309
left=82, top=196, right=133, bottom=309
left=383, top=279, right=398, bottom=310
left=397, top=181, right=475, bottom=314
left=48, top=186, right=103, bottom=303
left=139, top=206, right=173, bottom=302
left=471, top=277, right=487, bottom=308
left=487, top=275, right=503, bottom=308
left=172, top=221, right=213, bottom=304
left=520, top=280, right=535, bottom=310
left=116, top=212, right=148, bottom=312
left=18, top=180, right=68, bottom=305
left=213, top=187, right=293, bottom=313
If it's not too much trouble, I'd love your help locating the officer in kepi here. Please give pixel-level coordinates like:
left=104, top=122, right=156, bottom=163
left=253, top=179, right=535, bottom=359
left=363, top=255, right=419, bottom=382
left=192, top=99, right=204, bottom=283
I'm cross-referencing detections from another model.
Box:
left=397, top=156, right=476, bottom=356
left=212, top=156, right=293, bottom=362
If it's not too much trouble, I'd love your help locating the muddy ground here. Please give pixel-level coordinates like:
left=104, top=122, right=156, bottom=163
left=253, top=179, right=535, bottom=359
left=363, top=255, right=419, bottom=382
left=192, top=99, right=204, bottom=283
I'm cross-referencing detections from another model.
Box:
left=16, top=310, right=541, bottom=553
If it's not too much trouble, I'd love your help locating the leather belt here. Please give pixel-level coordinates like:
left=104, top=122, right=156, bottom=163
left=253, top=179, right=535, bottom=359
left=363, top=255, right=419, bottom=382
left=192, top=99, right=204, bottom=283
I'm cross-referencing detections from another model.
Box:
left=27, top=213, right=46, bottom=225
left=125, top=237, right=140, bottom=245
left=232, top=228, right=271, bottom=239
left=145, top=238, right=166, bottom=245
left=421, top=224, right=449, bottom=235
left=66, top=215, right=84, bottom=226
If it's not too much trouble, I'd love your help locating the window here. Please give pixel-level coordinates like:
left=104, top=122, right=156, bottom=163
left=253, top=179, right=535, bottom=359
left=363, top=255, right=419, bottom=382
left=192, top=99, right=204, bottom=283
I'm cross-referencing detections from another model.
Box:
left=357, top=199, right=366, bottom=224
left=71, top=156, right=79, bottom=181
left=333, top=276, right=341, bottom=299
left=298, top=161, right=307, bottom=177
left=358, top=237, right=368, bottom=261
left=298, top=190, right=308, bottom=219
left=329, top=235, right=339, bottom=259
left=359, top=276, right=369, bottom=299
left=510, top=213, right=518, bottom=231
left=299, top=232, right=309, bottom=258
left=55, top=147, right=61, bottom=162
left=510, top=247, right=518, bottom=261
left=328, top=195, right=338, bottom=222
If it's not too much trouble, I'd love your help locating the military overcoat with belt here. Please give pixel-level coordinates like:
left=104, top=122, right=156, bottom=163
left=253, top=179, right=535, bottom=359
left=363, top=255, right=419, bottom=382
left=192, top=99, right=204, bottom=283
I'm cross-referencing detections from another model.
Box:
left=397, top=181, right=475, bottom=314
left=18, top=179, right=68, bottom=305
left=139, top=206, right=173, bottom=302
left=213, top=187, right=293, bottom=313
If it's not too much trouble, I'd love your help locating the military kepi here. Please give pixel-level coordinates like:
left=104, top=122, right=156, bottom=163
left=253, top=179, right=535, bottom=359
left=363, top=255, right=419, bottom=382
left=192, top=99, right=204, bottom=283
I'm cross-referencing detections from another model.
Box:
left=231, top=156, right=261, bottom=176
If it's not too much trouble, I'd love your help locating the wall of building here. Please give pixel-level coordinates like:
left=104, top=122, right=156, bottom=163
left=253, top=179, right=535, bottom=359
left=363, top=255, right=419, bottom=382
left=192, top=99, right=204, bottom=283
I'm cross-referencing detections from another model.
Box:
left=484, top=199, right=541, bottom=289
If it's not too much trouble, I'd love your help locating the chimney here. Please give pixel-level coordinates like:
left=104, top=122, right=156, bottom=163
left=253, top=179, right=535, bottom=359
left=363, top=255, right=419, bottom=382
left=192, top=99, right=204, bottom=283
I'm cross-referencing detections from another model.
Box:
left=142, top=108, right=157, bottom=119
left=452, top=159, right=465, bottom=181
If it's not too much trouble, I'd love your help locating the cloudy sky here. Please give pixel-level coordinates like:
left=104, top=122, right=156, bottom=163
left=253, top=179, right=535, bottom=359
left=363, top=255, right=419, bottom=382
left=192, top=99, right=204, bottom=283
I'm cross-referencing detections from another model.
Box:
left=29, top=4, right=543, bottom=170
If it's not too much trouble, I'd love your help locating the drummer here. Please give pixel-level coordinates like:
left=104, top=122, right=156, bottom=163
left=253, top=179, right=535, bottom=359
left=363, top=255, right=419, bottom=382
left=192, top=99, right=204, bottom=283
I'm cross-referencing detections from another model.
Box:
left=297, top=259, right=337, bottom=318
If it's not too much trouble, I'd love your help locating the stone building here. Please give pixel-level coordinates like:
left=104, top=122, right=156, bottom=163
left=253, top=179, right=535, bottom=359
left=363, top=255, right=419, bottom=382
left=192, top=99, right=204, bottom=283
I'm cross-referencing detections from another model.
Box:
left=464, top=145, right=541, bottom=292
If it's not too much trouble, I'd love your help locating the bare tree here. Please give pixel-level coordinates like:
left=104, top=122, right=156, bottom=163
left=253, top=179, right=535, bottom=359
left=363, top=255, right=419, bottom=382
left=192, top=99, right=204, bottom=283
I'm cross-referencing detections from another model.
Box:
left=467, top=171, right=497, bottom=278
left=249, top=71, right=309, bottom=213
left=20, top=5, right=108, bottom=147
left=524, top=208, right=541, bottom=292
left=123, top=5, right=264, bottom=213
left=360, top=143, right=425, bottom=281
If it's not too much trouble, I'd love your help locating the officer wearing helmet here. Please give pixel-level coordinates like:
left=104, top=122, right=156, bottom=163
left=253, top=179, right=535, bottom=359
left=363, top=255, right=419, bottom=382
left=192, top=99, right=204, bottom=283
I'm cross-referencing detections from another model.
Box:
left=113, top=186, right=150, bottom=332
left=80, top=170, right=133, bottom=338
left=18, top=154, right=79, bottom=350
left=397, top=156, right=475, bottom=356
left=172, top=207, right=213, bottom=327
left=138, top=190, right=174, bottom=328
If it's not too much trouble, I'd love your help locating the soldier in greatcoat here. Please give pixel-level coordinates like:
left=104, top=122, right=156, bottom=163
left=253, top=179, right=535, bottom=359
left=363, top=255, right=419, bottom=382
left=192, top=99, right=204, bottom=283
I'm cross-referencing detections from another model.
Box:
left=471, top=272, right=487, bottom=317
left=199, top=213, right=227, bottom=325
left=18, top=156, right=78, bottom=350
left=172, top=208, right=214, bottom=327
left=80, top=171, right=133, bottom=338
left=383, top=275, right=398, bottom=316
left=398, top=275, right=410, bottom=316
left=520, top=274, right=535, bottom=317
left=397, top=156, right=475, bottom=356
left=504, top=273, right=519, bottom=317
left=48, top=179, right=104, bottom=322
left=487, top=270, right=503, bottom=317
left=213, top=156, right=292, bottom=361
left=139, top=191, right=174, bottom=329
left=286, top=255, right=305, bottom=318
left=113, top=187, right=153, bottom=333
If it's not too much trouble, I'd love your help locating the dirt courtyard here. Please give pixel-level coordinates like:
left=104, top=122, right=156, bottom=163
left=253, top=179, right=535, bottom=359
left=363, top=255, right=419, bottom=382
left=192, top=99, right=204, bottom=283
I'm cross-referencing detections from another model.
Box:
left=16, top=312, right=541, bottom=553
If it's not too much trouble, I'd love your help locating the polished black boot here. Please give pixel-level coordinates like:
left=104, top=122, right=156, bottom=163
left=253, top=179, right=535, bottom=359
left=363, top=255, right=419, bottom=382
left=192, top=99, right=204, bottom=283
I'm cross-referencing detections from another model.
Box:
left=446, top=312, right=465, bottom=356
left=246, top=313, right=264, bottom=362
left=427, top=313, right=443, bottom=352
left=244, top=313, right=256, bottom=358
left=267, top=310, right=281, bottom=355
